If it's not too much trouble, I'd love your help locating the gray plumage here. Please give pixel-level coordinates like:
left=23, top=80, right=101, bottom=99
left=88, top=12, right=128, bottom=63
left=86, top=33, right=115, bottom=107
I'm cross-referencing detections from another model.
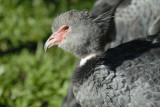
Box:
left=113, top=0, right=160, bottom=47
left=45, top=9, right=160, bottom=107
left=91, top=0, right=124, bottom=16
left=72, top=38, right=160, bottom=107
left=91, top=0, right=160, bottom=48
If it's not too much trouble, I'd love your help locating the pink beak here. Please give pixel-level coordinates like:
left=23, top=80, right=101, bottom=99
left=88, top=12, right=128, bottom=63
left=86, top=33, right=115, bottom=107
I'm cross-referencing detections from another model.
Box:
left=44, top=25, right=70, bottom=52
left=44, top=33, right=61, bottom=52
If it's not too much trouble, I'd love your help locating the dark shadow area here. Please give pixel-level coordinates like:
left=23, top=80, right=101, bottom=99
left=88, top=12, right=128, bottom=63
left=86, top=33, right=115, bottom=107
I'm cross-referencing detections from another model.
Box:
left=0, top=42, right=37, bottom=57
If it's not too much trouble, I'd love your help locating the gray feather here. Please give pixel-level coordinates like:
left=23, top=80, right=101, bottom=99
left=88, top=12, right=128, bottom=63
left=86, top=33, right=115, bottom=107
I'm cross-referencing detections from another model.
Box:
left=148, top=17, right=160, bottom=35
left=93, top=9, right=114, bottom=32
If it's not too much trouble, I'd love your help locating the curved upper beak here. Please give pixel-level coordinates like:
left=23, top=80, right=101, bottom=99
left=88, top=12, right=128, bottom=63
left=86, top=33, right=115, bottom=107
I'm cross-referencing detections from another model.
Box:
left=44, top=33, right=59, bottom=52
left=44, top=28, right=66, bottom=52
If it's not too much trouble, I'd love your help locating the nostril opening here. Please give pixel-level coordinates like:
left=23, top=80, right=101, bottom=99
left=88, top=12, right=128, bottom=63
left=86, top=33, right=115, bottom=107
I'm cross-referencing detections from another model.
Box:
left=49, top=38, right=54, bottom=41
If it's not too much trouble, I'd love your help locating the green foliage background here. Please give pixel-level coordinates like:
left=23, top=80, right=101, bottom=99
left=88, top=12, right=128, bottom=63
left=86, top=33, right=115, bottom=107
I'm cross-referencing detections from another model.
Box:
left=0, top=0, right=96, bottom=106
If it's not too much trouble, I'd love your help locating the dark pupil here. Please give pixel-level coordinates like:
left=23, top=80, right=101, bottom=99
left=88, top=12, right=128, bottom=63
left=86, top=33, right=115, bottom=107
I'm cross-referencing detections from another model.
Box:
left=65, top=26, right=69, bottom=30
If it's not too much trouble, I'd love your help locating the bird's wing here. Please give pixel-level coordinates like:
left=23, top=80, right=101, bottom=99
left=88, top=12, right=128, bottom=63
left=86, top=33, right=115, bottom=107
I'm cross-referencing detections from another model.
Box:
left=114, top=0, right=160, bottom=47
left=96, top=39, right=160, bottom=106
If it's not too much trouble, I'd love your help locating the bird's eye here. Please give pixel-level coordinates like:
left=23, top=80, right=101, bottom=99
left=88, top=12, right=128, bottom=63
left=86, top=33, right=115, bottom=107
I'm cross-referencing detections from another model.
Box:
left=64, top=26, right=69, bottom=31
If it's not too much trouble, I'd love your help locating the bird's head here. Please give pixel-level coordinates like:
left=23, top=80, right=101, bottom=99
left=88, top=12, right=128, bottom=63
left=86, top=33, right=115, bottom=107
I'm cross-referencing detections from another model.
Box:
left=44, top=9, right=113, bottom=58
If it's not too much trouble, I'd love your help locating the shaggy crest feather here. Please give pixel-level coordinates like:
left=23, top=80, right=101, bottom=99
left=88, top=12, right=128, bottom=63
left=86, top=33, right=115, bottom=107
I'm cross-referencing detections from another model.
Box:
left=52, top=10, right=91, bottom=31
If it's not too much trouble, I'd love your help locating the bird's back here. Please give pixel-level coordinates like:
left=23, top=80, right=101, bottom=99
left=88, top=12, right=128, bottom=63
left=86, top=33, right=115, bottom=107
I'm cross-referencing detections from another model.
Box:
left=114, top=0, right=160, bottom=47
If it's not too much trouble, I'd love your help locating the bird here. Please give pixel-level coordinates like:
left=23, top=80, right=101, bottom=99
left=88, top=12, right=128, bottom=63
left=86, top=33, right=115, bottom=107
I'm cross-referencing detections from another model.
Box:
left=44, top=9, right=160, bottom=107
left=62, top=0, right=160, bottom=106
